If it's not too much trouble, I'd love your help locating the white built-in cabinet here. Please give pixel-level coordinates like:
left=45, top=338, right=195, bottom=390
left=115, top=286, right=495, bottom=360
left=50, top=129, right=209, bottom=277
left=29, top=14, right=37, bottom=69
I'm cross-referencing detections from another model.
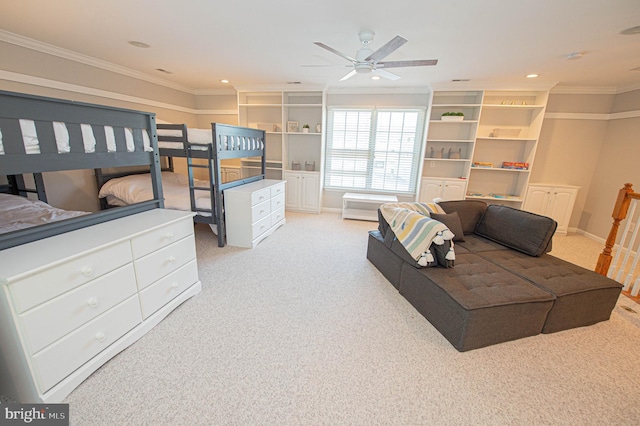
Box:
left=522, top=184, right=579, bottom=235
left=419, top=178, right=467, bottom=203
left=421, top=89, right=549, bottom=207
left=237, top=90, right=325, bottom=213
left=283, top=171, right=320, bottom=212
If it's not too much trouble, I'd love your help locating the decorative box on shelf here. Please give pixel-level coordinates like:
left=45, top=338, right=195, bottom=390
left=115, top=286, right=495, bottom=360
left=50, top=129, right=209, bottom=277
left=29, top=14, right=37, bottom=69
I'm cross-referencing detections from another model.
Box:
left=472, top=162, right=493, bottom=168
left=490, top=128, right=521, bottom=138
left=502, top=162, right=529, bottom=170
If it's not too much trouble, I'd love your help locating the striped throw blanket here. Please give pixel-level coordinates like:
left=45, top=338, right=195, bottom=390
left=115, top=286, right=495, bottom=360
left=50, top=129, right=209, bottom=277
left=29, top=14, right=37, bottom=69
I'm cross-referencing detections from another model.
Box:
left=380, top=202, right=455, bottom=266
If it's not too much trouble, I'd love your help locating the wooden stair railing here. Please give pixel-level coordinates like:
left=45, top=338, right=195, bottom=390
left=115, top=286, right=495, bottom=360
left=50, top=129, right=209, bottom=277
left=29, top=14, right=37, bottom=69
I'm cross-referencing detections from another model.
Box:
left=596, top=183, right=640, bottom=302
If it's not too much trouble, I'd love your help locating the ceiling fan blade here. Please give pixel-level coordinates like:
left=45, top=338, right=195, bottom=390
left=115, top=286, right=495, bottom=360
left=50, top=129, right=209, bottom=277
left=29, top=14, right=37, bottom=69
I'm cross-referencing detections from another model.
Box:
left=314, top=42, right=357, bottom=63
left=377, top=59, right=438, bottom=68
left=364, top=35, right=407, bottom=63
left=339, top=69, right=357, bottom=81
left=373, top=69, right=401, bottom=81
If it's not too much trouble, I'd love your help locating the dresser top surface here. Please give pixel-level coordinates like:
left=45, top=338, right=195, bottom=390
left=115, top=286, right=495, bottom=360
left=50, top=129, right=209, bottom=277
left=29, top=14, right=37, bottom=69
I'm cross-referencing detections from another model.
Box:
left=0, top=209, right=194, bottom=280
left=224, top=179, right=284, bottom=194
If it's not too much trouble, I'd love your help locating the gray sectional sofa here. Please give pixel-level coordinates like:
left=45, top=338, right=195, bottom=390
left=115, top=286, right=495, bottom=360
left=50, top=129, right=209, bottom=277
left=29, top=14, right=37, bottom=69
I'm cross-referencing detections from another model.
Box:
left=367, top=200, right=623, bottom=352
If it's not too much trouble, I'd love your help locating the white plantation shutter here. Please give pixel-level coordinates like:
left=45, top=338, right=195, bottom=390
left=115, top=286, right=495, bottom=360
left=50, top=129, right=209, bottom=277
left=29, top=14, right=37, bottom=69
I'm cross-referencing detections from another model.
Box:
left=325, top=107, right=424, bottom=194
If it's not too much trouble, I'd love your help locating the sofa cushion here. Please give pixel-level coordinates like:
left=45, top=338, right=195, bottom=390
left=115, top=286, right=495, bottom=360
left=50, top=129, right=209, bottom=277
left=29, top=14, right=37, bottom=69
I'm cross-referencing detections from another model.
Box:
left=454, top=234, right=509, bottom=254
left=475, top=205, right=556, bottom=257
left=431, top=212, right=465, bottom=242
left=399, top=254, right=554, bottom=351
left=437, top=200, right=488, bottom=235
left=476, top=250, right=623, bottom=333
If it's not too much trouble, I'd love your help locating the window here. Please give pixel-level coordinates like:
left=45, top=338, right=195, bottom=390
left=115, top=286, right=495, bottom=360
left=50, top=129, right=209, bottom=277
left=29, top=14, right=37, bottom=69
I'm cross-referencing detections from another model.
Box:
left=324, top=107, right=425, bottom=194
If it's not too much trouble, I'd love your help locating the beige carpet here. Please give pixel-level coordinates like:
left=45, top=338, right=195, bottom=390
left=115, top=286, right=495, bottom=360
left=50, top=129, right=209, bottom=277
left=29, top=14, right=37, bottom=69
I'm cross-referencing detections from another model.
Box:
left=62, top=212, right=640, bottom=425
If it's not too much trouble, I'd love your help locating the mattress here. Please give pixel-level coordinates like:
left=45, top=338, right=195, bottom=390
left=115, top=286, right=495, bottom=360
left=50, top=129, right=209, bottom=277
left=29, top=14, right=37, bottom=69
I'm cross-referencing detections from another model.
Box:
left=156, top=127, right=212, bottom=150
left=0, top=119, right=153, bottom=155
left=0, top=193, right=88, bottom=234
left=98, top=171, right=213, bottom=215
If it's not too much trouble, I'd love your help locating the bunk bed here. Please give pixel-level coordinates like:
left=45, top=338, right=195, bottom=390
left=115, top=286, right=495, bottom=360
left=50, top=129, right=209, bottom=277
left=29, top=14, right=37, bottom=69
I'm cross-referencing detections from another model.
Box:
left=0, top=89, right=164, bottom=250
left=96, top=123, right=267, bottom=247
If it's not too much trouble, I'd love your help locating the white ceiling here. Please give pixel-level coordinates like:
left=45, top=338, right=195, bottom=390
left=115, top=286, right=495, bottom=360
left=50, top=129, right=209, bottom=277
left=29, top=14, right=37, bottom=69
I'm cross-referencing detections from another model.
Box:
left=1, top=0, right=640, bottom=93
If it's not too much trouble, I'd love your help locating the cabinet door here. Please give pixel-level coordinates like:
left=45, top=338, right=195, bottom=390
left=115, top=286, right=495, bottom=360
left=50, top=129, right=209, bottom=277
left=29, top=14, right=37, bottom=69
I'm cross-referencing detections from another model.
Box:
left=547, top=188, right=577, bottom=233
left=226, top=168, right=241, bottom=182
left=300, top=174, right=320, bottom=211
left=419, top=179, right=443, bottom=203
left=442, top=180, right=467, bottom=201
left=523, top=186, right=551, bottom=216
left=283, top=172, right=301, bottom=208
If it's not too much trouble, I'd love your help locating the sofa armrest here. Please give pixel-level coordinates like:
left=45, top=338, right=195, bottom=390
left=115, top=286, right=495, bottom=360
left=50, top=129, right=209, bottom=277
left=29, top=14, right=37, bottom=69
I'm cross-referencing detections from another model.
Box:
left=475, top=205, right=557, bottom=257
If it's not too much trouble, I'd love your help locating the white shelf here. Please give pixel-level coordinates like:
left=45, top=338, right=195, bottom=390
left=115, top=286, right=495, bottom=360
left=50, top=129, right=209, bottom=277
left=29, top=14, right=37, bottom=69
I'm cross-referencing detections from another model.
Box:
left=428, top=139, right=475, bottom=143
left=470, top=167, right=530, bottom=173
left=425, top=158, right=472, bottom=163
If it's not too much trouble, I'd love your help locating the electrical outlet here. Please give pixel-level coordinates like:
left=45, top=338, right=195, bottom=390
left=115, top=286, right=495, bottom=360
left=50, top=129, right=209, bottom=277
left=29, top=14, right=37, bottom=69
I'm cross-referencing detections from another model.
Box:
left=430, top=161, right=436, bottom=168
left=629, top=222, right=636, bottom=233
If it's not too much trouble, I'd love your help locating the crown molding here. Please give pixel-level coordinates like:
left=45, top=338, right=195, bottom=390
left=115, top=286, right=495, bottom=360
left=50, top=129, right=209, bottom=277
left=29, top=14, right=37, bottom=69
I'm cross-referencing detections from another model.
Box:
left=0, top=29, right=199, bottom=95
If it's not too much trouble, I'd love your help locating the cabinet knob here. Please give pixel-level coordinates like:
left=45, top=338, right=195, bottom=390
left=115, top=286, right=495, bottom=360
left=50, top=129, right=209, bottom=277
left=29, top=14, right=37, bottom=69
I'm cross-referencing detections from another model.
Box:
left=87, top=298, right=98, bottom=308
left=171, top=282, right=179, bottom=289
left=260, top=210, right=265, bottom=214
left=82, top=267, right=94, bottom=277
left=95, top=332, right=106, bottom=342
left=168, top=256, right=177, bottom=263
left=165, top=232, right=174, bottom=239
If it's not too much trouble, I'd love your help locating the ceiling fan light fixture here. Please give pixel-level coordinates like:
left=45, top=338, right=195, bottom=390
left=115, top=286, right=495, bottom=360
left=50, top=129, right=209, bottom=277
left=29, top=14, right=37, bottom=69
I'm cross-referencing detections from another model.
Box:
left=128, top=41, right=150, bottom=48
left=526, top=73, right=539, bottom=78
left=620, top=25, right=640, bottom=35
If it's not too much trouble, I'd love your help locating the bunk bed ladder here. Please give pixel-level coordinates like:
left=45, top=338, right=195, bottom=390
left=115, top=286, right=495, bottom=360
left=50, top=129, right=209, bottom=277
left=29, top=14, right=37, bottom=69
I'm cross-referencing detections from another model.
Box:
left=186, top=143, right=225, bottom=246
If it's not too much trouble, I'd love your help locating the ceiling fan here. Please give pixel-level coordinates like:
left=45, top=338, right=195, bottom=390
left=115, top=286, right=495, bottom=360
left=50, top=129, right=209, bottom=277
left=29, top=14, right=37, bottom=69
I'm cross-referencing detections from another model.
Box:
left=313, top=31, right=438, bottom=81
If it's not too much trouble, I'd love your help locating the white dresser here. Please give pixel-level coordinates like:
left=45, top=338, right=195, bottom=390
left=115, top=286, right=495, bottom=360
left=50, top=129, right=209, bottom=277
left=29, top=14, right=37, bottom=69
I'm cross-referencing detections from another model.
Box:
left=0, top=209, right=202, bottom=403
left=224, top=179, right=286, bottom=248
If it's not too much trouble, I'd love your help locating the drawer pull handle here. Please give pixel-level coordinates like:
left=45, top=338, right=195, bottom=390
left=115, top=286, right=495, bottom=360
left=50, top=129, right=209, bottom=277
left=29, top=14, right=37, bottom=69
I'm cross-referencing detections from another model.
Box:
left=168, top=256, right=177, bottom=262
left=95, top=332, right=106, bottom=342
left=87, top=298, right=98, bottom=308
left=82, top=267, right=94, bottom=277
left=165, top=232, right=174, bottom=239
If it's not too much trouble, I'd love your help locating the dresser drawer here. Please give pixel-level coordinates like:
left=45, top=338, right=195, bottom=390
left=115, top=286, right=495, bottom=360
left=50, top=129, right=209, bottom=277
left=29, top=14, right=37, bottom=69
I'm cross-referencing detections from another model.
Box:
left=271, top=193, right=285, bottom=212
left=9, top=240, right=132, bottom=314
left=139, top=260, right=199, bottom=319
left=252, top=215, right=272, bottom=239
left=271, top=207, right=285, bottom=228
left=32, top=295, right=142, bottom=393
left=251, top=199, right=271, bottom=223
left=130, top=217, right=194, bottom=259
left=250, top=187, right=271, bottom=206
left=270, top=182, right=285, bottom=198
left=19, top=264, right=137, bottom=355
left=134, top=235, right=196, bottom=290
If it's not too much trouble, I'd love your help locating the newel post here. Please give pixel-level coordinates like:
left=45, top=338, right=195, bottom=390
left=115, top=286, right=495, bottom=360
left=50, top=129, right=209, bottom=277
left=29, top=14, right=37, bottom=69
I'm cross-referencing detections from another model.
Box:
left=595, top=183, right=634, bottom=276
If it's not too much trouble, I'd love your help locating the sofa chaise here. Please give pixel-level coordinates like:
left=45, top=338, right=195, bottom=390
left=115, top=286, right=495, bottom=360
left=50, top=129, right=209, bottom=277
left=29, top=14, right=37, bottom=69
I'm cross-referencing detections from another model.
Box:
left=367, top=200, right=623, bottom=351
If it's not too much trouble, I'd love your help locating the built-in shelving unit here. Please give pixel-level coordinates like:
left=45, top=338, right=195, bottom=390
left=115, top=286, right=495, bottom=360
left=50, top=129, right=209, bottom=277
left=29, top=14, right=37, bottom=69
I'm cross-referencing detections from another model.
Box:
left=237, top=90, right=325, bottom=213
left=467, top=90, right=548, bottom=205
left=421, top=89, right=549, bottom=206
left=420, top=91, right=482, bottom=202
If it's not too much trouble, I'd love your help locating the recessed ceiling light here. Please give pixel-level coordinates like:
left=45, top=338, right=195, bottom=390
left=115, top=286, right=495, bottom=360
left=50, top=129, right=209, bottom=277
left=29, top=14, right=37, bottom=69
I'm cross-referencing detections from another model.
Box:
left=371, top=75, right=381, bottom=80
left=128, top=41, right=151, bottom=48
left=452, top=79, right=470, bottom=82
left=566, top=52, right=584, bottom=60
left=220, top=79, right=230, bottom=84
left=526, top=74, right=539, bottom=78
left=620, top=25, right=640, bottom=35
left=155, top=68, right=173, bottom=74
left=287, top=81, right=302, bottom=85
